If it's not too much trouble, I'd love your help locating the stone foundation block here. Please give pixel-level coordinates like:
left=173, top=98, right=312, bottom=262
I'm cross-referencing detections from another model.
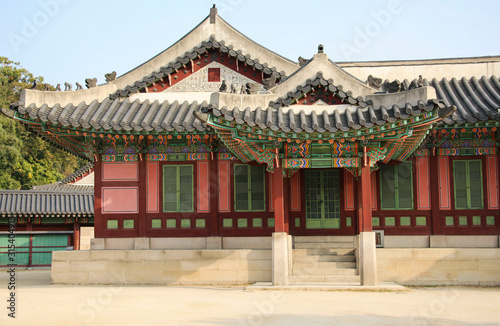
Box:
left=90, top=238, right=105, bottom=250
left=207, top=237, right=222, bottom=249
left=134, top=238, right=150, bottom=250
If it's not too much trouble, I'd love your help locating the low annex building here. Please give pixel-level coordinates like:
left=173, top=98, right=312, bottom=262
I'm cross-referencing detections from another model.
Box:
left=0, top=164, right=94, bottom=267
left=1, top=6, right=499, bottom=286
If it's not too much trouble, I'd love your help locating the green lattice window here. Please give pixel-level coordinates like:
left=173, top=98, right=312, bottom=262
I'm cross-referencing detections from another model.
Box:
left=305, top=170, right=340, bottom=229
left=234, top=165, right=266, bottom=211
left=163, top=165, right=193, bottom=212
left=453, top=160, right=483, bottom=209
left=380, top=162, right=413, bottom=210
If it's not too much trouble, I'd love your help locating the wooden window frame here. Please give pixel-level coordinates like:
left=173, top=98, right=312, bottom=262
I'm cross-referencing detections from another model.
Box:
left=453, top=159, right=484, bottom=210
left=380, top=162, right=414, bottom=210
left=233, top=164, right=266, bottom=212
left=162, top=165, right=194, bottom=213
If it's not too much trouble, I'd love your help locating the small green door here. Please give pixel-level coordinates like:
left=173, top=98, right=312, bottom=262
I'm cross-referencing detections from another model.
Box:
left=0, top=234, right=30, bottom=266
left=31, top=234, right=69, bottom=266
left=305, top=170, right=340, bottom=229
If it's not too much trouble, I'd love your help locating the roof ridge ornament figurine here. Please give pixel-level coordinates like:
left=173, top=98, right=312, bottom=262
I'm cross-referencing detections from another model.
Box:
left=245, top=82, right=259, bottom=94
left=75, top=82, right=83, bottom=90
left=262, top=75, right=278, bottom=90
left=64, top=82, right=72, bottom=91
left=383, top=79, right=401, bottom=93
left=210, top=4, right=217, bottom=24
left=298, top=56, right=309, bottom=67
left=367, top=75, right=383, bottom=89
left=105, top=71, right=117, bottom=82
left=219, top=79, right=227, bottom=92
left=318, top=44, right=324, bottom=53
left=85, top=78, right=97, bottom=89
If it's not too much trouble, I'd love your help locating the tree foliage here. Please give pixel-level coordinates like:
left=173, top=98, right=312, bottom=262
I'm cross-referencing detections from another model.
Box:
left=0, top=57, right=85, bottom=189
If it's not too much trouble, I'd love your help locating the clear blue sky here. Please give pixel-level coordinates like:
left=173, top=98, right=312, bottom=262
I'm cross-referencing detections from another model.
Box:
left=1, top=0, right=499, bottom=86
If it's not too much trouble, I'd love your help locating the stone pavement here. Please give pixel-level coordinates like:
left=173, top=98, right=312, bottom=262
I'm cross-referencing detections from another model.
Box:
left=1, top=270, right=500, bottom=326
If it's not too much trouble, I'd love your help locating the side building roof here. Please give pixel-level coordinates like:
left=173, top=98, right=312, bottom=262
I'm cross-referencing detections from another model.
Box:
left=0, top=165, right=94, bottom=218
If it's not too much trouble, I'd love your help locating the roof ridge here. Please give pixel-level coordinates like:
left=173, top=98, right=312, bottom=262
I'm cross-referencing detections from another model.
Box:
left=57, top=162, right=94, bottom=185
left=269, top=72, right=369, bottom=109
left=109, top=36, right=287, bottom=100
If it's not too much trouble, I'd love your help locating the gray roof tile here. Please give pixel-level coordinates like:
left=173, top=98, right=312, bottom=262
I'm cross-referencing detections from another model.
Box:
left=11, top=98, right=209, bottom=133
left=210, top=99, right=440, bottom=133
left=0, top=190, right=93, bottom=216
left=427, top=76, right=500, bottom=124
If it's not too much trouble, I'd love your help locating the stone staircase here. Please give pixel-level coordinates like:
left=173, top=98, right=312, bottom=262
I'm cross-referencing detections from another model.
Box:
left=289, top=236, right=360, bottom=283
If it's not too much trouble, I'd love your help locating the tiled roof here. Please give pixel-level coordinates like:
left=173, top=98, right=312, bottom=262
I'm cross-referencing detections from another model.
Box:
left=0, top=164, right=94, bottom=216
left=110, top=36, right=287, bottom=99
left=0, top=189, right=93, bottom=216
left=12, top=99, right=208, bottom=133
left=6, top=76, right=500, bottom=136
left=32, top=184, right=94, bottom=193
left=427, top=76, right=500, bottom=124
left=211, top=99, right=444, bottom=133
left=57, top=162, right=93, bottom=184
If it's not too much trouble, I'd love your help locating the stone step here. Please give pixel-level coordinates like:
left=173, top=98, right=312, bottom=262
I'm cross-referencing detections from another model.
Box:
left=293, top=248, right=355, bottom=256
left=294, top=236, right=355, bottom=243
left=293, top=243, right=354, bottom=255
left=292, top=268, right=357, bottom=276
left=293, top=254, right=355, bottom=263
left=289, top=275, right=361, bottom=283
left=295, top=242, right=356, bottom=249
left=293, top=261, right=356, bottom=269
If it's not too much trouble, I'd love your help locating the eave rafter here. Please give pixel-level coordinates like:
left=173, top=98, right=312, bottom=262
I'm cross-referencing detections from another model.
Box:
left=201, top=102, right=455, bottom=174
left=4, top=106, right=214, bottom=161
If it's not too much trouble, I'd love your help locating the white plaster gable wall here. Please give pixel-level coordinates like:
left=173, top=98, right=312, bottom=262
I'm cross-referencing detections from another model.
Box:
left=163, top=61, right=264, bottom=93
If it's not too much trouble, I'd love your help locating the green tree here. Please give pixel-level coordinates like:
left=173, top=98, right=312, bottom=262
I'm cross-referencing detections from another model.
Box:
left=0, top=57, right=84, bottom=189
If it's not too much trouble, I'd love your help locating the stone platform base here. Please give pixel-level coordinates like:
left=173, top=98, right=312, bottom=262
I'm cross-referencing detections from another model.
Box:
left=247, top=282, right=408, bottom=292
left=377, top=248, right=500, bottom=286
left=51, top=249, right=271, bottom=285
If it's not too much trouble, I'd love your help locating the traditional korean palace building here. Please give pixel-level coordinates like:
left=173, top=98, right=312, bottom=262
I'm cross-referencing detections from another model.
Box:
left=1, top=6, right=499, bottom=285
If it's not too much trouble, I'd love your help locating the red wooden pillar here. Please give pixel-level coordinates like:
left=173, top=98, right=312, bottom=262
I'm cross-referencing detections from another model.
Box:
left=283, top=176, right=290, bottom=234
left=209, top=157, right=219, bottom=236
left=73, top=221, right=80, bottom=250
left=138, top=158, right=147, bottom=237
left=429, top=154, right=441, bottom=235
left=356, top=159, right=372, bottom=233
left=273, top=166, right=286, bottom=233
left=94, top=154, right=103, bottom=238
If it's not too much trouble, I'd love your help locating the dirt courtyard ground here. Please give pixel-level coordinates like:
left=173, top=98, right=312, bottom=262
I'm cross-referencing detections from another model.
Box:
left=1, top=270, right=499, bottom=326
